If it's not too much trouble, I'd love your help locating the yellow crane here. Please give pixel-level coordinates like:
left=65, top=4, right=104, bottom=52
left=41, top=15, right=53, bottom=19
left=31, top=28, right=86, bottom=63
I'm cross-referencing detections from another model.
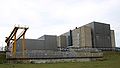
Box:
left=5, top=25, right=29, bottom=58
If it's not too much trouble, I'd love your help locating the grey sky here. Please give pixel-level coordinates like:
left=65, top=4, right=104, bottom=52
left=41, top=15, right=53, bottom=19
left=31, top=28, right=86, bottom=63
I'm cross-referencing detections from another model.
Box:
left=0, top=0, right=120, bottom=48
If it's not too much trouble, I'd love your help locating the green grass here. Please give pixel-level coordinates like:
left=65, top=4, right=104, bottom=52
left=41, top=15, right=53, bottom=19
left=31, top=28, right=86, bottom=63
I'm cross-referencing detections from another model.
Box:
left=0, top=51, right=120, bottom=68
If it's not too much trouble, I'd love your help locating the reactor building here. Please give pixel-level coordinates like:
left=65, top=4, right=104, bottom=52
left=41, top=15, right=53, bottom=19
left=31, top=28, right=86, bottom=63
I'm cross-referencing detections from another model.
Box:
left=5, top=21, right=115, bottom=63
left=58, top=21, right=115, bottom=50
left=15, top=22, right=115, bottom=52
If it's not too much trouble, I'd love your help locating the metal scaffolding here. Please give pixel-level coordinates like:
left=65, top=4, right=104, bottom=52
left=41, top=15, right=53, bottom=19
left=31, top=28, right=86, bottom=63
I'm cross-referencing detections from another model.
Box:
left=5, top=25, right=29, bottom=58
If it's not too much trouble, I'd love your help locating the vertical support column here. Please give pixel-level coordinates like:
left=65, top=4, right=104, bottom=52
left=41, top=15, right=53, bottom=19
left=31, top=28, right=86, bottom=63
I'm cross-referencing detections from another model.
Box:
left=22, top=33, right=25, bottom=58
left=13, top=34, right=16, bottom=57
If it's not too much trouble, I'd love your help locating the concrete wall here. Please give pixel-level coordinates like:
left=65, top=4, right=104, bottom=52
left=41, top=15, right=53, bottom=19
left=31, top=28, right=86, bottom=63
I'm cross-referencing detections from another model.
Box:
left=16, top=39, right=44, bottom=51
left=44, top=35, right=57, bottom=50
left=72, top=26, right=92, bottom=48
left=16, top=35, right=58, bottom=52
left=61, top=31, right=72, bottom=47
left=86, top=22, right=112, bottom=48
left=30, top=58, right=92, bottom=63
left=57, top=35, right=67, bottom=48
left=72, top=27, right=81, bottom=47
left=80, top=26, right=92, bottom=48
left=94, top=22, right=112, bottom=48
left=111, top=30, right=116, bottom=48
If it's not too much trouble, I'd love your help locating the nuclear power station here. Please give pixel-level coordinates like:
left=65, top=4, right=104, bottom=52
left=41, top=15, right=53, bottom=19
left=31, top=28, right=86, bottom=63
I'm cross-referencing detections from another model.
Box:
left=5, top=21, right=115, bottom=63
left=58, top=21, right=115, bottom=50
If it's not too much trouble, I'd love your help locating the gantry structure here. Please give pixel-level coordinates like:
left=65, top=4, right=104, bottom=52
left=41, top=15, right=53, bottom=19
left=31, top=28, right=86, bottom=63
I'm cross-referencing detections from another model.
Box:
left=5, top=25, right=29, bottom=57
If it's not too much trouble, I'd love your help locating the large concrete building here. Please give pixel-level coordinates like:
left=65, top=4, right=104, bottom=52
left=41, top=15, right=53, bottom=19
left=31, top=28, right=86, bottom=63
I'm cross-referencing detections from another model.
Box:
left=58, top=22, right=115, bottom=50
left=7, top=22, right=115, bottom=52
left=15, top=22, right=115, bottom=51
left=6, top=21, right=115, bottom=62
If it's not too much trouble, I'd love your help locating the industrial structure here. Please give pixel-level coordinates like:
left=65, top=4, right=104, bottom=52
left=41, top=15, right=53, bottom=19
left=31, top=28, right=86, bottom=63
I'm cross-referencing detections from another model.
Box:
left=16, top=35, right=57, bottom=51
left=5, top=25, right=29, bottom=58
left=5, top=22, right=116, bottom=63
left=58, top=22, right=115, bottom=50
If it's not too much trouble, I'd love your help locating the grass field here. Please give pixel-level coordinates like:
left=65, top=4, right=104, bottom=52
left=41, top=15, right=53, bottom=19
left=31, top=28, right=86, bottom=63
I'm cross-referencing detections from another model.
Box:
left=0, top=51, right=120, bottom=68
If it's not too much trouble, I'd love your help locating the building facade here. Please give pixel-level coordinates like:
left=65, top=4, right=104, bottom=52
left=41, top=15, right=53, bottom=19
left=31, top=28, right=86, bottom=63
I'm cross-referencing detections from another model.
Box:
left=15, top=22, right=116, bottom=52
left=6, top=21, right=115, bottom=60
left=58, top=22, right=115, bottom=49
left=16, top=35, right=57, bottom=52
left=86, top=22, right=112, bottom=48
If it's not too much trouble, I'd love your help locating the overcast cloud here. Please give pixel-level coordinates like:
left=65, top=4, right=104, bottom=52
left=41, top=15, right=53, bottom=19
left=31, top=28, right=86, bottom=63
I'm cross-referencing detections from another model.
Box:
left=0, top=0, right=120, bottom=48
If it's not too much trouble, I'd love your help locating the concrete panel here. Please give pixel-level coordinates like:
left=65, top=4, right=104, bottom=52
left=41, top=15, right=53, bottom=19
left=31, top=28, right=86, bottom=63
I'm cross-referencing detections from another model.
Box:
left=16, top=35, right=58, bottom=51
left=94, top=22, right=112, bottom=48
left=72, top=27, right=81, bottom=47
left=16, top=39, right=45, bottom=52
left=60, top=32, right=69, bottom=47
left=61, top=31, right=73, bottom=47
left=111, top=30, right=116, bottom=48
left=44, top=35, right=57, bottom=50
left=86, top=22, right=112, bottom=48
left=57, top=35, right=67, bottom=48
left=80, top=26, right=92, bottom=48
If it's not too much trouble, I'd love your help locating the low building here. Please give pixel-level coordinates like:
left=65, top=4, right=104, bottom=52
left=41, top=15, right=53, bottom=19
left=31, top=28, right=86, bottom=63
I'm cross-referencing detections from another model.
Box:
left=16, top=35, right=57, bottom=52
